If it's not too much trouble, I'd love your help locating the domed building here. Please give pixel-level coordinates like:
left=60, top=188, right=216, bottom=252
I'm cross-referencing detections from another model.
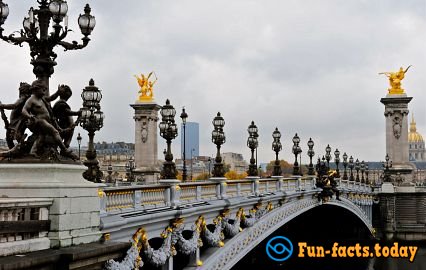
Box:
left=408, top=114, right=425, bottom=161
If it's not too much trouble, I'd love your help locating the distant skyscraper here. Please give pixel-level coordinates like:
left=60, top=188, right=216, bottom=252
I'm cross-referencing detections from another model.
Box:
left=181, top=122, right=199, bottom=159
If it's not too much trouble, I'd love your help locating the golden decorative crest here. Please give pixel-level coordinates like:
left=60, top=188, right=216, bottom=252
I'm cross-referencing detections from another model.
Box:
left=379, top=66, right=411, bottom=95
left=134, top=71, right=157, bottom=102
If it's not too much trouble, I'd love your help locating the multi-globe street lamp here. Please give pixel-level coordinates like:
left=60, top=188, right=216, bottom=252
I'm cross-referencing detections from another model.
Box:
left=342, top=152, right=348, bottom=180
left=383, top=154, right=392, bottom=182
left=125, top=156, right=136, bottom=182
left=211, top=112, right=226, bottom=177
left=76, top=132, right=82, bottom=159
left=334, top=148, right=340, bottom=178
left=292, top=133, right=301, bottom=175
left=365, top=164, right=369, bottom=184
left=325, top=144, right=332, bottom=168
left=272, top=127, right=282, bottom=176
left=247, top=121, right=259, bottom=177
left=349, top=155, right=354, bottom=181
left=159, top=99, right=178, bottom=179
left=307, top=138, right=315, bottom=175
left=360, top=160, right=366, bottom=183
left=180, top=107, right=188, bottom=181
left=80, top=79, right=104, bottom=182
left=0, top=0, right=96, bottom=94
left=355, top=158, right=360, bottom=182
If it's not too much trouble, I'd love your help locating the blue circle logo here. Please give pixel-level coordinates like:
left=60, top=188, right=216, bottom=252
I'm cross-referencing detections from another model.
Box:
left=266, top=236, right=293, bottom=262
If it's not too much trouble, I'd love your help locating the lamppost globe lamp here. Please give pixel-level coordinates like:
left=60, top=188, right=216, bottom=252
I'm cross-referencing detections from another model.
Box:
left=342, top=152, right=348, bottom=180
left=360, top=160, right=366, bottom=183
left=180, top=107, right=188, bottom=181
left=272, top=127, right=282, bottom=176
left=334, top=148, right=340, bottom=178
left=159, top=99, right=178, bottom=179
left=349, top=155, right=354, bottom=181
left=247, top=121, right=259, bottom=177
left=211, top=112, right=226, bottom=178
left=355, top=158, right=360, bottom=182
left=325, top=144, right=331, bottom=167
left=0, top=0, right=96, bottom=93
left=292, top=133, right=301, bottom=175
left=307, top=138, right=315, bottom=175
left=79, top=79, right=104, bottom=182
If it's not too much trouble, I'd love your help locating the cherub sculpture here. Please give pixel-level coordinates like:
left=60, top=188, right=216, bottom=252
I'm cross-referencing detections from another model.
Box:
left=379, top=66, right=411, bottom=94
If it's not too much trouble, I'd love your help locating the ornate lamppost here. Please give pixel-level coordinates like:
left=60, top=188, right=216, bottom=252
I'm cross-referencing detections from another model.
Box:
left=76, top=132, right=82, bottom=159
left=80, top=79, right=104, bottom=183
left=159, top=99, right=178, bottom=179
left=365, top=164, right=369, bottom=185
left=334, top=148, right=340, bottom=178
left=208, top=157, right=212, bottom=178
left=342, top=152, right=348, bottom=180
left=349, top=155, right=354, bottom=181
left=292, top=133, right=301, bottom=175
left=247, top=121, right=259, bottom=177
left=355, top=158, right=360, bottom=182
left=307, top=138, right=315, bottom=175
left=126, top=156, right=136, bottom=182
left=272, top=127, right=282, bottom=176
left=325, top=144, right=331, bottom=168
left=360, top=160, right=366, bottom=183
left=106, top=163, right=113, bottom=183
left=180, top=107, right=188, bottom=181
left=383, top=154, right=392, bottom=182
left=0, top=0, right=96, bottom=94
left=211, top=112, right=226, bottom=177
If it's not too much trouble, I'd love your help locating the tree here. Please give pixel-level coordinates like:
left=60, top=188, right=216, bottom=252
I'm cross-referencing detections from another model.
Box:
left=266, top=160, right=293, bottom=176
left=225, top=170, right=248, bottom=180
left=195, top=172, right=210, bottom=181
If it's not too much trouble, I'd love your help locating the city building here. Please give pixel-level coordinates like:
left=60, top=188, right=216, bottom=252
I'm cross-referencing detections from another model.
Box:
left=409, top=114, right=425, bottom=161
left=181, top=122, right=199, bottom=158
left=222, top=152, right=248, bottom=174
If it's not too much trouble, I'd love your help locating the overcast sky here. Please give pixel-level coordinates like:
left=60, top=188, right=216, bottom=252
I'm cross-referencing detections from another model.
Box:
left=0, top=0, right=425, bottom=164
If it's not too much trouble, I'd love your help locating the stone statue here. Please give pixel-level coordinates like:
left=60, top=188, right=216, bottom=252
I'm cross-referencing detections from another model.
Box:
left=135, top=72, right=157, bottom=101
left=0, top=82, right=32, bottom=149
left=379, top=66, right=411, bottom=95
left=0, top=79, right=79, bottom=161
left=52, top=84, right=81, bottom=148
left=392, top=114, right=402, bottom=139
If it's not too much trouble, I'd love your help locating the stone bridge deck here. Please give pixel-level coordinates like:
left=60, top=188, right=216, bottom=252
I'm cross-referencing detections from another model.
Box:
left=99, top=177, right=374, bottom=270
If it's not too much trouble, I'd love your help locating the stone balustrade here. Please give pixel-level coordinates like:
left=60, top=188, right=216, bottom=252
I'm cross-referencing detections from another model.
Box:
left=0, top=198, right=53, bottom=256
left=100, top=177, right=371, bottom=213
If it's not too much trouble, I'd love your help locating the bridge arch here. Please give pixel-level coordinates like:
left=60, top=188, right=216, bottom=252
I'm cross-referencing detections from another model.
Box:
left=198, top=197, right=373, bottom=270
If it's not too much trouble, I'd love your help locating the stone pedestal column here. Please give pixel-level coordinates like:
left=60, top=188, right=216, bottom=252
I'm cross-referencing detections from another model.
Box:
left=380, top=94, right=415, bottom=183
left=131, top=102, right=161, bottom=184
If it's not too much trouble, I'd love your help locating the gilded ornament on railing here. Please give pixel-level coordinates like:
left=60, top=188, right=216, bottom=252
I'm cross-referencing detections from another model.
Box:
left=134, top=71, right=157, bottom=102
left=379, top=66, right=411, bottom=95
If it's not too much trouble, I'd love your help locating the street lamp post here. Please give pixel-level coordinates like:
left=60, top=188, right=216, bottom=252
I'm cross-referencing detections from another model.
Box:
left=360, top=160, right=366, bottom=183
left=159, top=99, right=178, bottom=179
left=349, top=155, right=354, bottom=181
left=342, top=152, right=348, bottom=180
left=334, top=148, right=340, bottom=178
left=211, top=112, right=226, bottom=178
left=208, top=157, right=212, bottom=178
left=126, top=156, right=136, bottom=182
left=80, top=79, right=104, bottom=183
left=365, top=164, right=369, bottom=185
left=180, top=107, right=188, bottom=181
left=272, top=128, right=282, bottom=176
left=292, top=133, right=300, bottom=175
left=76, top=132, right=82, bottom=159
left=0, top=0, right=96, bottom=94
left=325, top=144, right=331, bottom=168
left=355, top=158, right=360, bottom=182
left=307, top=138, right=315, bottom=175
left=383, top=154, right=392, bottom=182
left=247, top=121, right=259, bottom=177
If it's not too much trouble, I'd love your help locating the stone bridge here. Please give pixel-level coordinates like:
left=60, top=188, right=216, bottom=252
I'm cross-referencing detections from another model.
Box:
left=99, top=176, right=374, bottom=270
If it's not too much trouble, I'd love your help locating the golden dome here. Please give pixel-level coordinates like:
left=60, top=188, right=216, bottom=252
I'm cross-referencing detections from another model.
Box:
left=408, top=114, right=424, bottom=143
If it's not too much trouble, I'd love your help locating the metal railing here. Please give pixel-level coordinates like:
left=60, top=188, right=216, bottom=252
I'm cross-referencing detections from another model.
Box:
left=100, top=176, right=372, bottom=213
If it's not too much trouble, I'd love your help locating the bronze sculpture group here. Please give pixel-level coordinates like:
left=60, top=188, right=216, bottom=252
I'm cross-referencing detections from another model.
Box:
left=316, top=160, right=340, bottom=203
left=0, top=79, right=80, bottom=161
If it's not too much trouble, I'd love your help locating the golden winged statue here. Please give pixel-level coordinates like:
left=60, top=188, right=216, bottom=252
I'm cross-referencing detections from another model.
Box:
left=379, top=66, right=411, bottom=95
left=134, top=71, right=157, bottom=101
